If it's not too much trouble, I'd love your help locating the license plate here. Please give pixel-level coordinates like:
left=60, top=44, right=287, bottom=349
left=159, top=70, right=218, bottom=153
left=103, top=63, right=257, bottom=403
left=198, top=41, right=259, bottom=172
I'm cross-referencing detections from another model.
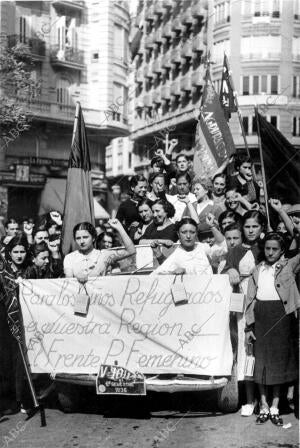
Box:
left=96, top=364, right=146, bottom=395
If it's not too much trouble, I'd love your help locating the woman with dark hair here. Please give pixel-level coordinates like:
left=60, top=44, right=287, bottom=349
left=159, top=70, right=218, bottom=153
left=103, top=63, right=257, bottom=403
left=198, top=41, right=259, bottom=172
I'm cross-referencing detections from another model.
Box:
left=63, top=219, right=135, bottom=278
left=223, top=210, right=267, bottom=417
left=152, top=216, right=226, bottom=274
left=24, top=241, right=63, bottom=279
left=128, top=198, right=153, bottom=244
left=140, top=199, right=178, bottom=243
left=245, top=232, right=299, bottom=425
left=0, top=235, right=31, bottom=414
left=218, top=210, right=242, bottom=234
left=116, top=175, right=148, bottom=231
left=211, top=173, right=227, bottom=211
left=147, top=172, right=167, bottom=202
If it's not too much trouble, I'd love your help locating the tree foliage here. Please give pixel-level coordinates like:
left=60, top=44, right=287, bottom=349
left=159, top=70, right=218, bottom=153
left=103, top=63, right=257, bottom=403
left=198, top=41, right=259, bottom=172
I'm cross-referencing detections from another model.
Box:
left=0, top=39, right=41, bottom=138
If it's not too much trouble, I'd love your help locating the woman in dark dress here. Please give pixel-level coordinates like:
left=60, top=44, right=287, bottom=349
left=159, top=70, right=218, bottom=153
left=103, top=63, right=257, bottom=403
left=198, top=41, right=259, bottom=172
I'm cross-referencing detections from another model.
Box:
left=223, top=210, right=267, bottom=417
left=140, top=199, right=178, bottom=243
left=0, top=235, right=30, bottom=414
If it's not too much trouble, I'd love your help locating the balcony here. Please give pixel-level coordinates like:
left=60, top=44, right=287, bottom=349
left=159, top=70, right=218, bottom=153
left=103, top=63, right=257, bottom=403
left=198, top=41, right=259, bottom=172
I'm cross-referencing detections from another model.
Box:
left=182, top=7, right=193, bottom=25
left=154, top=1, right=164, bottom=16
left=152, top=89, right=161, bottom=104
left=52, top=1, right=84, bottom=12
left=162, top=0, right=172, bottom=9
left=135, top=98, right=144, bottom=109
left=171, top=17, right=183, bottom=33
left=161, top=83, right=171, bottom=100
left=181, top=40, right=193, bottom=59
left=192, top=68, right=205, bottom=87
left=153, top=57, right=162, bottom=73
left=145, top=33, right=154, bottom=49
left=13, top=98, right=129, bottom=133
left=162, top=51, right=171, bottom=68
left=50, top=45, right=84, bottom=70
left=162, top=22, right=172, bottom=38
left=192, top=35, right=205, bottom=53
left=191, top=3, right=207, bottom=18
left=145, top=4, right=154, bottom=22
left=143, top=94, right=152, bottom=107
left=136, top=67, right=144, bottom=84
left=7, top=34, right=46, bottom=59
left=170, top=80, right=180, bottom=96
left=171, top=47, right=181, bottom=64
left=143, top=64, right=154, bottom=78
left=154, top=28, right=163, bottom=44
left=180, top=74, right=192, bottom=91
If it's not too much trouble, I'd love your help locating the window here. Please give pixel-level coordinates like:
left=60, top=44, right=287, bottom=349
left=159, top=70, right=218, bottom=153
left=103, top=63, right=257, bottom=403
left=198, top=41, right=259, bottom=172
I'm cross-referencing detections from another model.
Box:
left=242, top=116, right=249, bottom=135
left=271, top=75, right=278, bottom=94
left=261, top=75, right=267, bottom=93
left=252, top=115, right=258, bottom=134
left=270, top=116, right=277, bottom=128
left=293, top=76, right=300, bottom=97
left=294, top=0, right=300, bottom=19
left=292, top=117, right=300, bottom=136
left=92, top=52, right=99, bottom=62
left=243, top=76, right=249, bottom=95
left=114, top=24, right=124, bottom=61
left=254, top=0, right=269, bottom=16
left=19, top=17, right=26, bottom=43
left=128, top=152, right=132, bottom=169
left=213, top=1, right=230, bottom=25
left=253, top=76, right=259, bottom=94
left=56, top=79, right=70, bottom=105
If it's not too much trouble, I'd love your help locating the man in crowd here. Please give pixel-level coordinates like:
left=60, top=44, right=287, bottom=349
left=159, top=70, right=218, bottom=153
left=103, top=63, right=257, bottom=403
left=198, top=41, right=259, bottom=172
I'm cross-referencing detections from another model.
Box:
left=228, top=155, right=260, bottom=204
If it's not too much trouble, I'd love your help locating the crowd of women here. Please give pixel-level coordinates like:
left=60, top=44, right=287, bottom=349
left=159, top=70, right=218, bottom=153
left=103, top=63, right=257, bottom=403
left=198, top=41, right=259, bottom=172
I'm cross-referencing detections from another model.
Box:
left=0, top=153, right=299, bottom=426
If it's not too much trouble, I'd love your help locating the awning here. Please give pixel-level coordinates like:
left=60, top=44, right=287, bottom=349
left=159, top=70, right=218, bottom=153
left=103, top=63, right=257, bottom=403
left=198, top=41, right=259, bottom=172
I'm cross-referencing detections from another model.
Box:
left=39, top=177, right=109, bottom=219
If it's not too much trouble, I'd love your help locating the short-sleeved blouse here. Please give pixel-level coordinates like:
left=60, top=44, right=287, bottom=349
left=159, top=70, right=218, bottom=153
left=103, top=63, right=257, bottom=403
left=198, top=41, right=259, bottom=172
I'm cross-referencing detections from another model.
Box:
left=64, top=248, right=116, bottom=278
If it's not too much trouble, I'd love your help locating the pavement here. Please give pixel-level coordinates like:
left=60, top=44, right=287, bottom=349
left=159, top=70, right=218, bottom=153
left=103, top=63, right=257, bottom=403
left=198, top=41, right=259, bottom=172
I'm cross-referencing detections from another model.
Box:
left=0, top=391, right=298, bottom=448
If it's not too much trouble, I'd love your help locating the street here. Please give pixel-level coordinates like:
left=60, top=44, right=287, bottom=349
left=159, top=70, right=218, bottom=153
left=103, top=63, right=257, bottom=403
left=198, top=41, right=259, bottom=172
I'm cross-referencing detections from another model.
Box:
left=0, top=391, right=298, bottom=448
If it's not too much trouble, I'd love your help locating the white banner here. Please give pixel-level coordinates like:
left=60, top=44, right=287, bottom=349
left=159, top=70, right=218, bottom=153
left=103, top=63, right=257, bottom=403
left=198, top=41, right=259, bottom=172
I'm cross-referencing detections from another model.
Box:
left=19, top=275, right=233, bottom=376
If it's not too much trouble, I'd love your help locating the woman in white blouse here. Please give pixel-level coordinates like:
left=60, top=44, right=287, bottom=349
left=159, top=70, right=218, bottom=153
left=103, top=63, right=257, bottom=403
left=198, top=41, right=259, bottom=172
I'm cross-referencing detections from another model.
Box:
left=64, top=219, right=135, bottom=279
left=152, top=216, right=227, bottom=275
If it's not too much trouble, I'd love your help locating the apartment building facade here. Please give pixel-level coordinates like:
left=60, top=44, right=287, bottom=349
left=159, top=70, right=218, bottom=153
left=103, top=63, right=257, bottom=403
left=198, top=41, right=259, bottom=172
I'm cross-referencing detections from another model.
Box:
left=0, top=0, right=130, bottom=218
left=130, top=0, right=300, bottom=176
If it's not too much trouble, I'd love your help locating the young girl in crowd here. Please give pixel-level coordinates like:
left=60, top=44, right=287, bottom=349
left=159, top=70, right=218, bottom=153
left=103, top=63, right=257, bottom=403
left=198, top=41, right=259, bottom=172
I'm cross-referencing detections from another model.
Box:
left=223, top=210, right=267, bottom=416
left=24, top=241, right=63, bottom=279
left=0, top=235, right=31, bottom=414
left=245, top=232, right=299, bottom=425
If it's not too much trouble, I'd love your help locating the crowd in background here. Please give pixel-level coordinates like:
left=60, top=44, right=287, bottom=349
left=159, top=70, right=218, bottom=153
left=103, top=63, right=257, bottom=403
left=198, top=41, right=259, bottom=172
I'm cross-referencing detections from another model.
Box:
left=0, top=149, right=299, bottom=425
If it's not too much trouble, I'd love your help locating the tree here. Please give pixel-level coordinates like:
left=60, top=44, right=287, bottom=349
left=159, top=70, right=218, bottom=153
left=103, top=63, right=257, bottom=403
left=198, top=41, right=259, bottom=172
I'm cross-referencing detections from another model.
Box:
left=0, top=37, right=40, bottom=141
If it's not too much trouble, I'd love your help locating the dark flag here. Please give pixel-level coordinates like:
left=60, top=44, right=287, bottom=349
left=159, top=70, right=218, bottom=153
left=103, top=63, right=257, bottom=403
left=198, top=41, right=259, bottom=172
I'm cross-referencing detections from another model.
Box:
left=62, top=102, right=95, bottom=255
left=257, top=112, right=300, bottom=203
left=220, top=54, right=238, bottom=121
left=193, top=68, right=236, bottom=179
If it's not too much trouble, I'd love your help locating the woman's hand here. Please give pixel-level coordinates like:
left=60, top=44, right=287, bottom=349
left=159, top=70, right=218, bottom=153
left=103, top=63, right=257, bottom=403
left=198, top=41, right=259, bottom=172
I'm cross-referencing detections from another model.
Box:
left=269, top=198, right=282, bottom=212
left=205, top=213, right=218, bottom=228
left=245, top=330, right=256, bottom=346
left=108, top=218, right=123, bottom=232
left=23, top=223, right=34, bottom=235
left=76, top=274, right=88, bottom=284
left=134, top=228, right=143, bottom=241
left=150, top=240, right=163, bottom=258
left=227, top=268, right=240, bottom=285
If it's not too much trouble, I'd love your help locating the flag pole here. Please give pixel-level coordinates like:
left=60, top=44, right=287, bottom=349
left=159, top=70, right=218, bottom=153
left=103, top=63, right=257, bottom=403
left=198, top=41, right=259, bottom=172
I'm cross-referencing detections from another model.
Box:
left=255, top=106, right=271, bottom=230
left=223, top=53, right=256, bottom=180
left=72, top=102, right=80, bottom=146
left=18, top=341, right=46, bottom=426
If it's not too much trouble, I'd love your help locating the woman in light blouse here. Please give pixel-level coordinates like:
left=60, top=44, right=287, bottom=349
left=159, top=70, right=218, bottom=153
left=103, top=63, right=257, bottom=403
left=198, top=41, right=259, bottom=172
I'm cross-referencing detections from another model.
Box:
left=63, top=219, right=135, bottom=279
